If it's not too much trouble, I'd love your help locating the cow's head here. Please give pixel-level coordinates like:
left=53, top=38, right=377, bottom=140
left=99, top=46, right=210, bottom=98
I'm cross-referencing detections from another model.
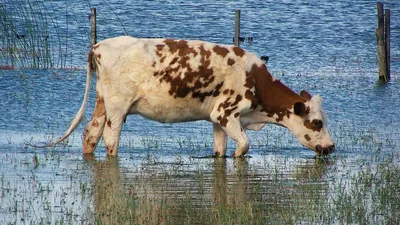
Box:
left=286, top=90, right=335, bottom=155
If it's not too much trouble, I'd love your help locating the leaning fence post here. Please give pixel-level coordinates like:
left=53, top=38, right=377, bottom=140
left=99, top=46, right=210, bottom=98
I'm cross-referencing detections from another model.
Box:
left=385, top=8, right=391, bottom=80
left=234, top=9, right=241, bottom=47
left=376, top=2, right=388, bottom=81
left=90, top=8, right=97, bottom=47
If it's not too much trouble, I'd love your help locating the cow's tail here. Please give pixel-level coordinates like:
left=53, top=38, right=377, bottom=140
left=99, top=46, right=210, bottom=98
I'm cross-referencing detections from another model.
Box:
left=33, top=50, right=93, bottom=148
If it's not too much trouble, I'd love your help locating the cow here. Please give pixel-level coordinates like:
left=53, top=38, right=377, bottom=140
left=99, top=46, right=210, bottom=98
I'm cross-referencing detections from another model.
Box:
left=50, top=36, right=334, bottom=157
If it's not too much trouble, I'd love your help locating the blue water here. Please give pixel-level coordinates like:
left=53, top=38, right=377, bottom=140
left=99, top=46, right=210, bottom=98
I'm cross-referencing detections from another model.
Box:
left=2, top=0, right=400, bottom=70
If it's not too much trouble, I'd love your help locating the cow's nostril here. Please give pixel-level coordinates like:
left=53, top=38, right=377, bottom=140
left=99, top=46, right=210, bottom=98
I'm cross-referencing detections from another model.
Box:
left=315, top=144, right=335, bottom=155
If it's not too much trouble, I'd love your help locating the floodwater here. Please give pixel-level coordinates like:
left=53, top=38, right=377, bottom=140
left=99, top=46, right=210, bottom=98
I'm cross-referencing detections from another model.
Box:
left=1, top=0, right=400, bottom=224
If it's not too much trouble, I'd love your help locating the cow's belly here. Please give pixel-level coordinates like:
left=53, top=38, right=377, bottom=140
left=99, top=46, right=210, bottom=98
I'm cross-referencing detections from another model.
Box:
left=129, top=95, right=212, bottom=123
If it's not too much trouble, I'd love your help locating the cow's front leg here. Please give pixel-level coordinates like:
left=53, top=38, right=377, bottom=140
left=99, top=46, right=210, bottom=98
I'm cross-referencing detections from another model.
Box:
left=224, top=119, right=249, bottom=157
left=211, top=113, right=249, bottom=157
left=83, top=95, right=106, bottom=154
left=213, top=123, right=227, bottom=157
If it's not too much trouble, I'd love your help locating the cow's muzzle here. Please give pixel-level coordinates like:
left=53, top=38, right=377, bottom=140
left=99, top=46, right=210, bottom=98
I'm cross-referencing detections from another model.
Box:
left=315, top=144, right=335, bottom=155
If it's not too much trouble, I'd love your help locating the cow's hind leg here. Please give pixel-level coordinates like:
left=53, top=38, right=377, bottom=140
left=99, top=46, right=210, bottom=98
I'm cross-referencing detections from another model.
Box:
left=102, top=94, right=136, bottom=156
left=83, top=91, right=106, bottom=154
left=213, top=123, right=227, bottom=157
left=102, top=109, right=125, bottom=156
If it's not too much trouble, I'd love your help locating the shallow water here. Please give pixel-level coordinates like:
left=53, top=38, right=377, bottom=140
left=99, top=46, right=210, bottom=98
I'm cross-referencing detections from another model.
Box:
left=1, top=0, right=400, bottom=224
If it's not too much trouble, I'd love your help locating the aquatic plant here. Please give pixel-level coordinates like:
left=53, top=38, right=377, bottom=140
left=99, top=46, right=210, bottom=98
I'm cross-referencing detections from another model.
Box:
left=0, top=1, right=57, bottom=68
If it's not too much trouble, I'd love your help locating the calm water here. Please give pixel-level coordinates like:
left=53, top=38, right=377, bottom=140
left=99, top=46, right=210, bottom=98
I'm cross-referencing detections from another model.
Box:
left=1, top=0, right=400, bottom=224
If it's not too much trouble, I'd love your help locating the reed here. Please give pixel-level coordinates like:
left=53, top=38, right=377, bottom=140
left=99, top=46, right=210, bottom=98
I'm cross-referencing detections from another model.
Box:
left=0, top=0, right=70, bottom=69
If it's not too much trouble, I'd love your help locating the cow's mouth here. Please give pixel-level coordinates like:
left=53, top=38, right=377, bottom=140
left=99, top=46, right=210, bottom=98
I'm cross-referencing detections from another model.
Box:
left=315, top=144, right=335, bottom=155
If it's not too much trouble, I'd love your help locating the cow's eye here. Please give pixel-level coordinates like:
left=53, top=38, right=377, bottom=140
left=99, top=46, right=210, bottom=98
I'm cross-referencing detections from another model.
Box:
left=312, top=119, right=323, bottom=129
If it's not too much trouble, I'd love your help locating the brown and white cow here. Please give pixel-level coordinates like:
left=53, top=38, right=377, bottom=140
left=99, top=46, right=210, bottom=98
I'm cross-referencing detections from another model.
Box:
left=52, top=36, right=334, bottom=157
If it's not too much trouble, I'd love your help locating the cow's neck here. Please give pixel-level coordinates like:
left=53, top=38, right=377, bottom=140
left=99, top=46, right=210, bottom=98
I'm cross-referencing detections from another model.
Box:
left=252, top=64, right=306, bottom=126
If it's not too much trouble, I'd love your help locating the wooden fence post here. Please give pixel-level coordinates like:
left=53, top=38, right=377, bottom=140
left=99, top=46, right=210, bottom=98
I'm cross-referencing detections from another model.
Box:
left=376, top=2, right=389, bottom=82
left=385, top=8, right=391, bottom=80
left=90, top=8, right=97, bottom=47
left=234, top=9, right=241, bottom=47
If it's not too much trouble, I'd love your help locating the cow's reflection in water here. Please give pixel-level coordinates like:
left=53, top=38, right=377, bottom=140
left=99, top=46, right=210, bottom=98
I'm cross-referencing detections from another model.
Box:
left=87, top=155, right=331, bottom=224
left=84, top=155, right=126, bottom=224
left=213, top=157, right=249, bottom=207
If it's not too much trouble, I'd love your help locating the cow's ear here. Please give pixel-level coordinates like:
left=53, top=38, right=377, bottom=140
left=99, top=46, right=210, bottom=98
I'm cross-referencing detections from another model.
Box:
left=294, top=102, right=306, bottom=116
left=300, top=90, right=312, bottom=100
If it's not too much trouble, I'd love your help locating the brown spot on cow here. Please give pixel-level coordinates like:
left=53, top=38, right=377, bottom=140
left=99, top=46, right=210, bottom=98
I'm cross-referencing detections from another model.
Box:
left=304, top=134, right=311, bottom=141
left=160, top=56, right=167, bottom=63
left=164, top=39, right=199, bottom=57
left=213, top=45, right=230, bottom=57
left=191, top=81, right=223, bottom=102
left=164, top=39, right=182, bottom=54
left=233, top=46, right=245, bottom=57
left=156, top=44, right=164, bottom=51
left=199, top=45, right=212, bottom=60
left=250, top=63, right=306, bottom=117
left=244, top=71, right=255, bottom=89
left=91, top=143, right=96, bottom=148
left=232, top=95, right=243, bottom=106
left=227, top=58, right=235, bottom=66
left=217, top=116, right=228, bottom=127
left=170, top=57, right=179, bottom=65
left=92, top=120, right=99, bottom=127
left=222, top=89, right=235, bottom=95
left=88, top=49, right=96, bottom=70
left=304, top=119, right=323, bottom=132
left=274, top=110, right=291, bottom=122
left=245, top=90, right=258, bottom=109
left=224, top=106, right=238, bottom=117
left=211, top=82, right=223, bottom=97
left=218, top=97, right=232, bottom=111
left=216, top=94, right=243, bottom=128
left=107, top=119, right=112, bottom=128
